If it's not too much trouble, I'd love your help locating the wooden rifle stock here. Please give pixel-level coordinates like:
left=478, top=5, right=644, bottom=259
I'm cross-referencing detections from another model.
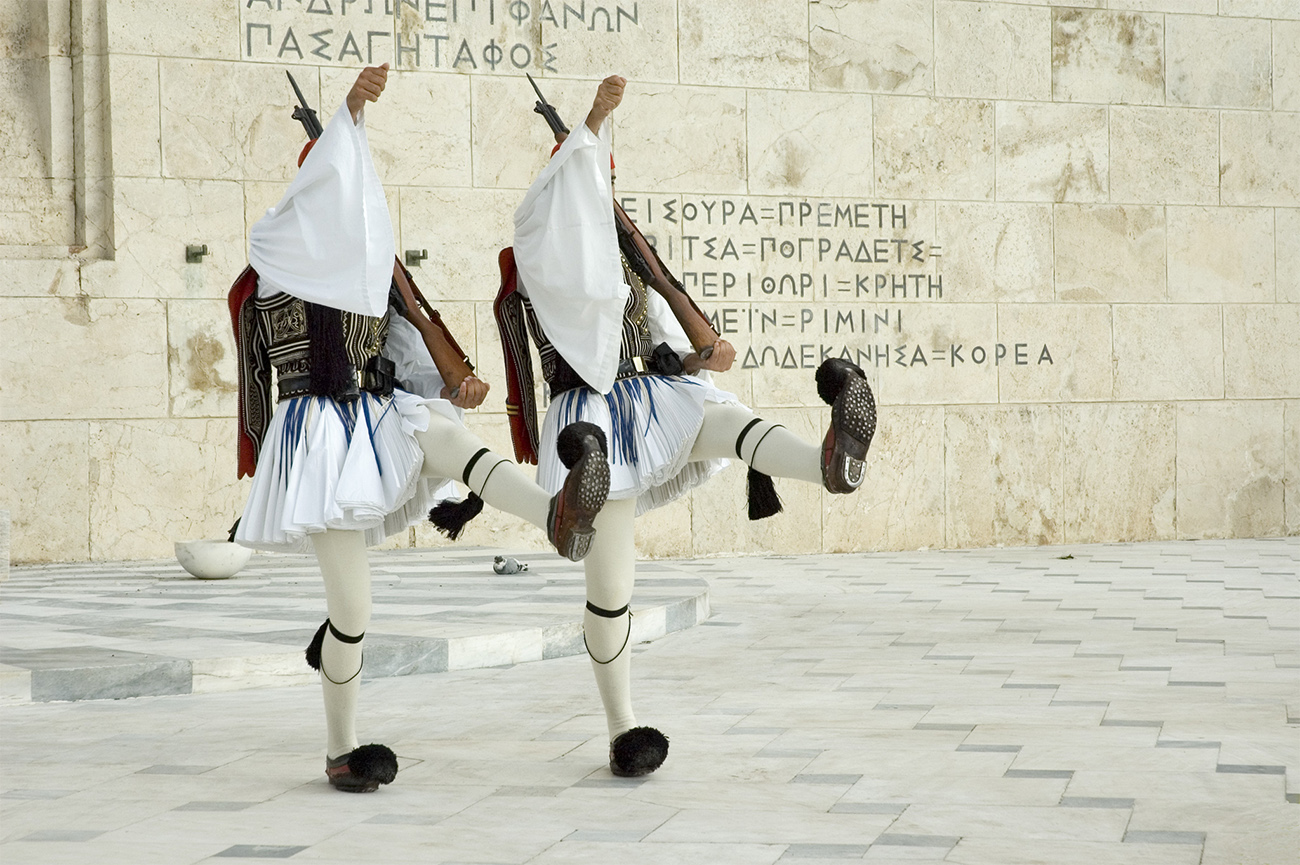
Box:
left=612, top=200, right=718, bottom=355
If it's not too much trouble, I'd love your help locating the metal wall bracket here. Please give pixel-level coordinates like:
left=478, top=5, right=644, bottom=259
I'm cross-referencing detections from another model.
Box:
left=186, top=244, right=209, bottom=263
left=404, top=249, right=428, bottom=267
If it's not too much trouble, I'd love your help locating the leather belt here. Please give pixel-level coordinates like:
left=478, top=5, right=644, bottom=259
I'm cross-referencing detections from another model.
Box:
left=277, top=357, right=398, bottom=402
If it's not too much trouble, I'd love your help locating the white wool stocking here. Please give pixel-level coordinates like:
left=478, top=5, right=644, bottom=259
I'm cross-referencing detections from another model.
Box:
left=310, top=529, right=372, bottom=760
left=415, top=412, right=551, bottom=528
left=689, top=402, right=823, bottom=485
left=581, top=497, right=638, bottom=740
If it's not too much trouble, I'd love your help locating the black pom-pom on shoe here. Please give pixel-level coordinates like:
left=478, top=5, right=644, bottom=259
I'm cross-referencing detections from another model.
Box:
left=609, top=726, right=669, bottom=777
left=556, top=421, right=608, bottom=469
left=815, top=358, right=866, bottom=406
left=326, top=743, right=398, bottom=793
left=305, top=619, right=328, bottom=671
left=428, top=492, right=485, bottom=540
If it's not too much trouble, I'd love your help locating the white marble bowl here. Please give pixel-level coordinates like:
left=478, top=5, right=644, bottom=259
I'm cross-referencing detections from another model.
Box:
left=174, top=539, right=253, bottom=580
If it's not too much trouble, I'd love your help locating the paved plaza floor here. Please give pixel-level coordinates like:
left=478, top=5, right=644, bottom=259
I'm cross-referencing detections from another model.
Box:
left=1, top=539, right=1296, bottom=864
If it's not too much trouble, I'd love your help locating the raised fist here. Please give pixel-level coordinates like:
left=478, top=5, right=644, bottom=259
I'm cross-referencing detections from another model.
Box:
left=347, top=63, right=389, bottom=120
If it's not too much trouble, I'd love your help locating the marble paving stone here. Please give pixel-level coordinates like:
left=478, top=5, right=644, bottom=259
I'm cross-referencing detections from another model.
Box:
left=1277, top=22, right=1300, bottom=113
left=1112, top=305, right=1223, bottom=401
left=944, top=405, right=1064, bottom=549
left=996, top=102, right=1107, bottom=204
left=1053, top=205, right=1165, bottom=303
left=1051, top=9, right=1165, bottom=106
left=1063, top=404, right=1176, bottom=544
left=1176, top=402, right=1285, bottom=540
left=1223, top=305, right=1300, bottom=399
left=1166, top=14, right=1271, bottom=109
left=810, top=0, right=933, bottom=96
left=1109, top=107, right=1218, bottom=206
left=1167, top=207, right=1275, bottom=303
left=678, top=0, right=808, bottom=90
left=936, top=203, right=1053, bottom=303
left=746, top=90, right=873, bottom=199
left=875, top=97, right=994, bottom=201
left=997, top=305, right=1113, bottom=403
left=935, top=1, right=1051, bottom=101
left=1221, top=111, right=1300, bottom=207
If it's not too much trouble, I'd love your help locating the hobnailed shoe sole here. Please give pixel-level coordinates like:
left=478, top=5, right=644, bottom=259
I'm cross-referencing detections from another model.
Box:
left=552, top=435, right=610, bottom=562
left=823, top=374, right=876, bottom=494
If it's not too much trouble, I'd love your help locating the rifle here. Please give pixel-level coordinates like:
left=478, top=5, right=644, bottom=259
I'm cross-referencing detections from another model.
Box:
left=286, top=71, right=323, bottom=139
left=522, top=75, right=718, bottom=357
left=527, top=73, right=569, bottom=138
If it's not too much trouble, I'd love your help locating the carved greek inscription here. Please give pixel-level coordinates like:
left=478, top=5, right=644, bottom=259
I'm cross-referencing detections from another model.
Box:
left=242, top=0, right=642, bottom=72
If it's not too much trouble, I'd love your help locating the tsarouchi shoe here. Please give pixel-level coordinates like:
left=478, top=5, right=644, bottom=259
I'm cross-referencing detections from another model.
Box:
left=548, top=422, right=610, bottom=561
left=609, top=726, right=669, bottom=777
left=325, top=744, right=398, bottom=793
left=815, top=359, right=876, bottom=494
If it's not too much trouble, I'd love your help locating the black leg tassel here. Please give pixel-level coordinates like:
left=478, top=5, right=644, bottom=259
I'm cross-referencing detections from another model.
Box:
left=747, top=467, right=783, bottom=520
left=428, top=493, right=485, bottom=541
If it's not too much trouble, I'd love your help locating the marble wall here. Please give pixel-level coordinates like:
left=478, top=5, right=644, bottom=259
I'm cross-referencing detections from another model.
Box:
left=1, top=0, right=1297, bottom=563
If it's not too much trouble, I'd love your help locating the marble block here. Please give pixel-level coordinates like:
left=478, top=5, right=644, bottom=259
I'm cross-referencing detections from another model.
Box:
left=168, top=299, right=238, bottom=419
left=0, top=507, right=7, bottom=581
left=874, top=97, right=995, bottom=201
left=1054, top=205, right=1165, bottom=303
left=1110, top=106, right=1218, bottom=205
left=0, top=421, right=90, bottom=563
left=1221, top=111, right=1300, bottom=208
left=470, top=74, right=589, bottom=191
left=1224, top=306, right=1300, bottom=399
left=810, top=0, right=933, bottom=96
left=746, top=90, right=874, bottom=199
left=0, top=258, right=80, bottom=297
left=1063, top=403, right=1176, bottom=544
left=0, top=176, right=75, bottom=247
left=1166, top=14, right=1271, bottom=109
left=1279, top=209, right=1300, bottom=304
left=98, top=178, right=246, bottom=299
left=0, top=664, right=30, bottom=705
left=636, top=497, right=695, bottom=560
left=106, top=0, right=238, bottom=60
left=0, top=297, right=168, bottom=420
left=239, top=0, right=394, bottom=68
left=615, top=84, right=747, bottom=196
left=0, top=58, right=58, bottom=179
left=1167, top=207, right=1275, bottom=304
left=996, top=102, right=1108, bottom=204
left=823, top=406, right=945, bottom=553
left=1052, top=9, right=1164, bottom=105
left=1277, top=23, right=1300, bottom=113
left=1110, top=0, right=1215, bottom=11
left=446, top=629, right=543, bottom=671
left=540, top=0, right=678, bottom=84
left=678, top=0, right=809, bottom=90
left=321, top=67, right=471, bottom=189
left=0, top=0, right=65, bottom=59
left=1218, top=0, right=1300, bottom=19
left=1176, top=402, right=1285, bottom=540
left=89, top=419, right=247, bottom=561
left=107, top=53, right=161, bottom=178
left=997, top=304, right=1113, bottom=403
left=397, top=187, right=519, bottom=305
left=935, top=203, right=1053, bottom=303
left=161, top=59, right=322, bottom=182
left=873, top=302, right=1000, bottom=407
left=1112, top=305, right=1224, bottom=401
left=944, top=405, right=1064, bottom=549
left=935, top=1, right=1051, bottom=101
left=1287, top=402, right=1300, bottom=536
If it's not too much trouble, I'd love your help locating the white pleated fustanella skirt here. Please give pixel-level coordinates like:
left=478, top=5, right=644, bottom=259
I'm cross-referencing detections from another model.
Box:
left=234, top=389, right=455, bottom=553
left=535, top=373, right=736, bottom=516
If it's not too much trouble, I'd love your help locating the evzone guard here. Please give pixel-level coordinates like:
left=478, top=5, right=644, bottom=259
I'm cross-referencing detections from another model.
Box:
left=228, top=65, right=611, bottom=792
left=431, top=75, right=878, bottom=777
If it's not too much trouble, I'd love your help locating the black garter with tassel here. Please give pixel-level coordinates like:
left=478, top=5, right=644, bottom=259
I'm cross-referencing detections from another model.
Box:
left=747, top=467, right=782, bottom=520
left=305, top=619, right=328, bottom=670
left=428, top=493, right=484, bottom=540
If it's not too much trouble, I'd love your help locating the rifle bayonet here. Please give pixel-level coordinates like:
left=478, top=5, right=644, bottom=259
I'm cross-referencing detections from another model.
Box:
left=286, top=71, right=323, bottom=140
left=526, top=73, right=569, bottom=137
